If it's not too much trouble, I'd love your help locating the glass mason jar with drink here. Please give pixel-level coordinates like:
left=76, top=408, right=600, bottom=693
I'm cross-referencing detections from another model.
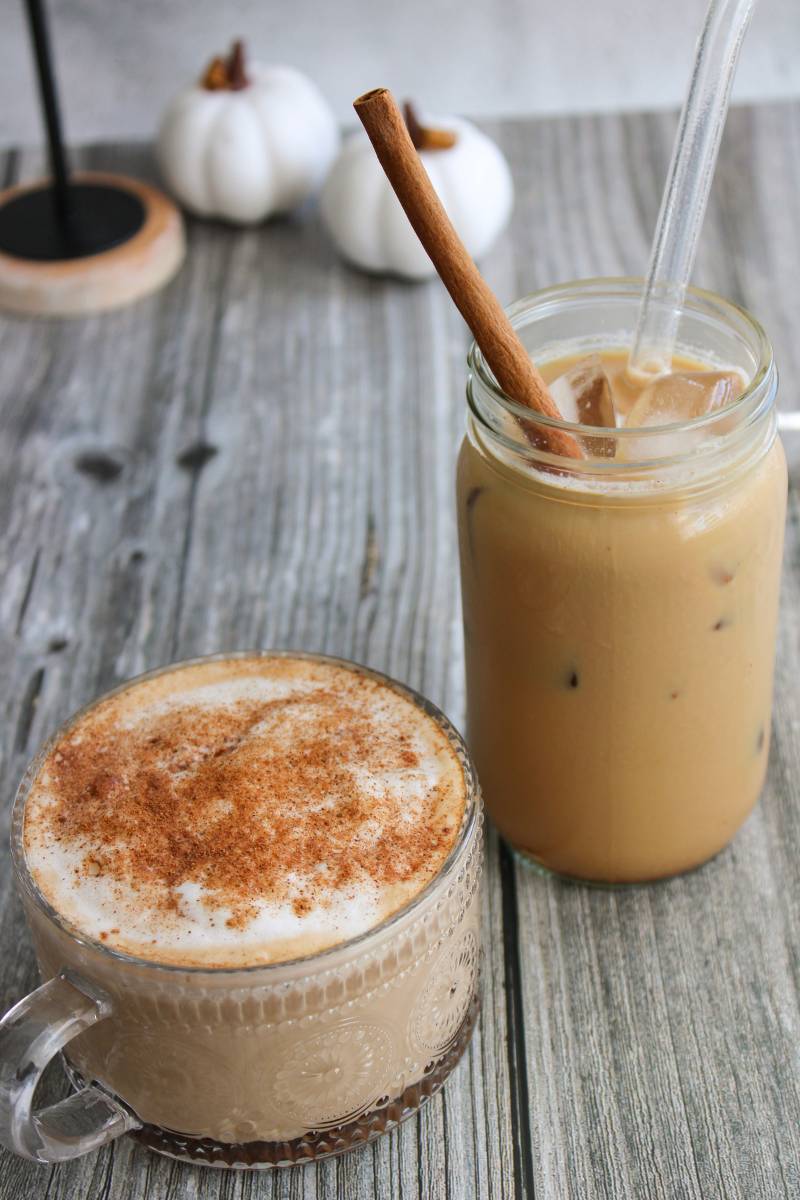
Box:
left=352, top=82, right=786, bottom=887
left=456, top=278, right=786, bottom=882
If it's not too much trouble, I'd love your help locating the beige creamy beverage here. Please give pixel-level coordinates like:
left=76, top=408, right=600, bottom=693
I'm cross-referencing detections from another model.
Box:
left=13, top=654, right=482, bottom=1161
left=457, top=288, right=786, bottom=884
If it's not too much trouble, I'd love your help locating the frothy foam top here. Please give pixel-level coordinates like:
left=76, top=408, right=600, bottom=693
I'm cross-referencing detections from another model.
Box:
left=23, top=656, right=467, bottom=968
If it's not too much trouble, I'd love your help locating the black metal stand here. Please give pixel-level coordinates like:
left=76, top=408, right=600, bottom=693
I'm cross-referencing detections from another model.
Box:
left=0, top=0, right=145, bottom=261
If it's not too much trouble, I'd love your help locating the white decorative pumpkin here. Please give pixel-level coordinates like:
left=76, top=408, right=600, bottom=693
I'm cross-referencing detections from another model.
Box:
left=321, top=103, right=514, bottom=279
left=157, top=41, right=339, bottom=225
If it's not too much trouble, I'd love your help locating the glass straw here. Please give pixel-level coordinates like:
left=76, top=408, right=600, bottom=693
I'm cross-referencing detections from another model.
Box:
left=629, top=0, right=757, bottom=375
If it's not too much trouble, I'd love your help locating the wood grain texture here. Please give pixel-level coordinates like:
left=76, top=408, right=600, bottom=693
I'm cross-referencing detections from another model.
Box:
left=1, top=101, right=799, bottom=1198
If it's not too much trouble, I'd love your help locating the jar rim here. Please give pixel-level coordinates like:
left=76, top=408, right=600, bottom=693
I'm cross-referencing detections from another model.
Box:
left=11, top=650, right=481, bottom=979
left=467, top=277, right=775, bottom=468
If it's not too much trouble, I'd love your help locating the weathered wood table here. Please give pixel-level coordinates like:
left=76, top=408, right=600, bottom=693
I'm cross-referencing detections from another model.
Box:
left=2, top=100, right=800, bottom=1200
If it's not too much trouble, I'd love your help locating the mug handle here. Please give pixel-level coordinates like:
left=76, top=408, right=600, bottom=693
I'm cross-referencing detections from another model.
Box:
left=0, top=969, right=140, bottom=1162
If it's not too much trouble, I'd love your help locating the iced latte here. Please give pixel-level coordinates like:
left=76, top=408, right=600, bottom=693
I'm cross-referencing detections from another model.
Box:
left=456, top=280, right=786, bottom=883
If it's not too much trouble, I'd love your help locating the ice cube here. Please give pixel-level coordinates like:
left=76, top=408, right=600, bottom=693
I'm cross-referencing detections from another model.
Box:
left=549, top=355, right=617, bottom=457
left=618, top=369, right=744, bottom=462
left=626, top=370, right=743, bottom=429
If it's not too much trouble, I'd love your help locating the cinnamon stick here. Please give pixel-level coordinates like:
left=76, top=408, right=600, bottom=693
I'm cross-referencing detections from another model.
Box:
left=354, top=88, right=582, bottom=460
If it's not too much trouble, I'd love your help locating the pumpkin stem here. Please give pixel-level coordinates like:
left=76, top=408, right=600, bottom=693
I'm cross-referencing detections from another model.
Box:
left=403, top=101, right=457, bottom=152
left=228, top=40, right=248, bottom=90
left=201, top=39, right=250, bottom=91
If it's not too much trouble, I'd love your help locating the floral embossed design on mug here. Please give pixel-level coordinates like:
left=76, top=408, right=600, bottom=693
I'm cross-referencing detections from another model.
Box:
left=411, top=928, right=479, bottom=1055
left=99, top=1034, right=239, bottom=1136
left=270, top=1020, right=394, bottom=1128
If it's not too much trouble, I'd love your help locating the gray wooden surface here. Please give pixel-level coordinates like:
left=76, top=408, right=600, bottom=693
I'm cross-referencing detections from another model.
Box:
left=1, top=100, right=800, bottom=1199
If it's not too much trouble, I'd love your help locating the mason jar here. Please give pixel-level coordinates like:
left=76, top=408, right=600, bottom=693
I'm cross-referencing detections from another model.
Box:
left=456, top=278, right=786, bottom=884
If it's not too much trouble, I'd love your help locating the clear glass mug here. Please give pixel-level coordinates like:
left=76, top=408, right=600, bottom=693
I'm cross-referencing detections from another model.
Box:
left=456, top=279, right=786, bottom=884
left=0, top=655, right=483, bottom=1167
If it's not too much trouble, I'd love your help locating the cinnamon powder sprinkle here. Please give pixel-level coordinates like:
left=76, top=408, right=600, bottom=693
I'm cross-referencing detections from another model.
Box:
left=24, top=663, right=465, bottom=942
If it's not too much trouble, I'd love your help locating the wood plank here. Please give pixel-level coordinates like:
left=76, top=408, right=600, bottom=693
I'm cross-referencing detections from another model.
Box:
left=503, top=102, right=800, bottom=1200
left=0, top=137, right=515, bottom=1198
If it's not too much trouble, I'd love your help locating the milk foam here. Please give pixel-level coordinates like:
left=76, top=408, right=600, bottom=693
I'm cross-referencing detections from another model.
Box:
left=23, top=657, right=467, bottom=968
